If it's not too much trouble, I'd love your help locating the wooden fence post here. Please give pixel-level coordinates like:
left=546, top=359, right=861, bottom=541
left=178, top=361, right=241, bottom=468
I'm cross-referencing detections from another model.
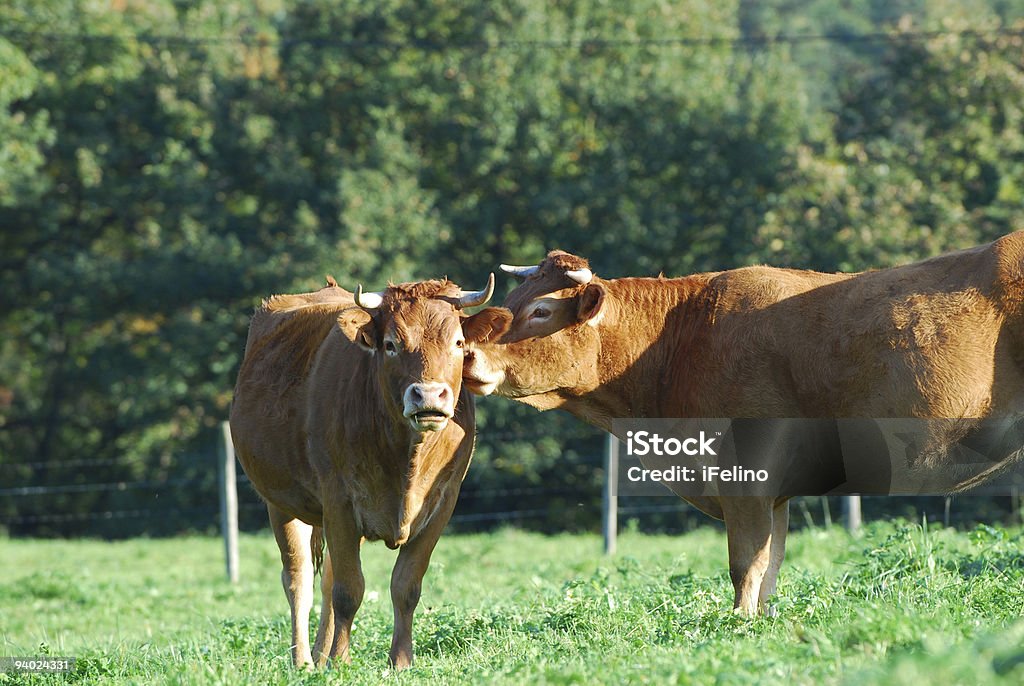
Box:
left=219, top=421, right=239, bottom=583
left=603, top=432, right=618, bottom=555
left=843, top=495, right=862, bottom=533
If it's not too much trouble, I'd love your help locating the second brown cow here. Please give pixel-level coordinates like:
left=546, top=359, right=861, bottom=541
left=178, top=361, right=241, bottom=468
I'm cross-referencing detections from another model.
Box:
left=464, top=232, right=1024, bottom=615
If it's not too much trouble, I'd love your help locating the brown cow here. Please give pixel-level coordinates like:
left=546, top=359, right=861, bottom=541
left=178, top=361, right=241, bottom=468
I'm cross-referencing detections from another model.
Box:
left=230, top=276, right=510, bottom=668
left=464, top=232, right=1024, bottom=615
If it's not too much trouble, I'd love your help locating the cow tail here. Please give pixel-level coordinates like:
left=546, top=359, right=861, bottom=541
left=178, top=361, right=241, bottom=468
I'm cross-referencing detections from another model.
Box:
left=311, top=526, right=325, bottom=576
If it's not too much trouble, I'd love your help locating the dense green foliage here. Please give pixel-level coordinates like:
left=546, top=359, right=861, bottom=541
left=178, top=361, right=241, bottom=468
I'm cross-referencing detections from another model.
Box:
left=1, top=524, right=1023, bottom=684
left=2, top=1, right=1024, bottom=535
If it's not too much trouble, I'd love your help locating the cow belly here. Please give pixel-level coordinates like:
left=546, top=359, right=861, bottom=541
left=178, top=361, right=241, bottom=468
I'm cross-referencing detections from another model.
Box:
left=237, top=453, right=324, bottom=524
left=887, top=416, right=1024, bottom=494
left=258, top=485, right=324, bottom=525
left=889, top=451, right=1024, bottom=495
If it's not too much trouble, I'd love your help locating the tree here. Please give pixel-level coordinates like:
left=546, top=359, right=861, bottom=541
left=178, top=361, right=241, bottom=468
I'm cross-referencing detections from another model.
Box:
left=3, top=0, right=1023, bottom=535
left=756, top=14, right=1024, bottom=271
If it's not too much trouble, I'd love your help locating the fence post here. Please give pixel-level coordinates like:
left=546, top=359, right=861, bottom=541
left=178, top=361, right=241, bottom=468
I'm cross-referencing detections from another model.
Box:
left=219, top=420, right=239, bottom=583
left=842, top=495, right=862, bottom=534
left=603, top=432, right=618, bottom=555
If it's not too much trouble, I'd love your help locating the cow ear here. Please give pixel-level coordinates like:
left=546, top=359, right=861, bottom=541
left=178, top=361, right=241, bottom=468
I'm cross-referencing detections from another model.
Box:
left=338, top=309, right=377, bottom=352
left=576, top=284, right=606, bottom=324
left=463, top=307, right=513, bottom=344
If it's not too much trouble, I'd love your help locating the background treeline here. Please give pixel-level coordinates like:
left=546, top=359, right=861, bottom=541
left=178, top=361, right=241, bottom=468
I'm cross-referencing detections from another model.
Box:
left=2, top=0, right=1023, bottom=537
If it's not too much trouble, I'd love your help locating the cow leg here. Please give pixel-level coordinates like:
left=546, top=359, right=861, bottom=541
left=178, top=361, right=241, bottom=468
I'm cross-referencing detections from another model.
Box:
left=721, top=496, right=775, bottom=616
left=757, top=500, right=790, bottom=613
left=322, top=507, right=364, bottom=665
left=311, top=545, right=334, bottom=668
left=388, top=498, right=457, bottom=669
left=268, top=505, right=315, bottom=667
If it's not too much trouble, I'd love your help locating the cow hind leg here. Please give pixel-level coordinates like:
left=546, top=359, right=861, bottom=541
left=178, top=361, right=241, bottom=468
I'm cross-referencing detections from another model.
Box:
left=721, top=496, right=775, bottom=616
left=322, top=506, right=364, bottom=665
left=757, top=500, right=790, bottom=614
left=389, top=497, right=458, bottom=669
left=268, top=505, right=315, bottom=668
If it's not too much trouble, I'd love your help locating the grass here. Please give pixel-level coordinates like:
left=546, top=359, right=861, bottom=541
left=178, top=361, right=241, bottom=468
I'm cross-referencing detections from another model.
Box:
left=0, top=521, right=1022, bottom=684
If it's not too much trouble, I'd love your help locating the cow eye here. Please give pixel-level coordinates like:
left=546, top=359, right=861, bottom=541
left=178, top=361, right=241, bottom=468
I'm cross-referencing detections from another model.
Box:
left=530, top=307, right=551, bottom=320
left=384, top=340, right=398, bottom=355
left=455, top=338, right=465, bottom=349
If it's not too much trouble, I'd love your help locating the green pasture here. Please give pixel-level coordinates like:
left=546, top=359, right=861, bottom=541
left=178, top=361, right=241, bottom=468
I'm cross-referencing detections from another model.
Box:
left=1, top=522, right=1022, bottom=684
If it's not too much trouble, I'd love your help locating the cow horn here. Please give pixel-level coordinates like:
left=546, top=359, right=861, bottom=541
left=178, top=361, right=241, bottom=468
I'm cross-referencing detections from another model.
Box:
left=500, top=264, right=540, bottom=279
left=354, top=284, right=384, bottom=310
left=456, top=272, right=495, bottom=309
left=565, top=268, right=593, bottom=285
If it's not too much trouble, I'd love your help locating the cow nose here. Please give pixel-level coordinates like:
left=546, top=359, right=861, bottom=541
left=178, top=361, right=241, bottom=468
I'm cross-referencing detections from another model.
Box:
left=407, top=383, right=449, bottom=406
left=403, top=382, right=455, bottom=430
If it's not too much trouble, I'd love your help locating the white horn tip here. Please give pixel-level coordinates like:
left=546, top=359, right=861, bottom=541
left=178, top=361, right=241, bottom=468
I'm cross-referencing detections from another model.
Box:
left=354, top=285, right=384, bottom=310
left=565, top=268, right=593, bottom=285
left=457, top=272, right=495, bottom=309
left=500, top=264, right=540, bottom=278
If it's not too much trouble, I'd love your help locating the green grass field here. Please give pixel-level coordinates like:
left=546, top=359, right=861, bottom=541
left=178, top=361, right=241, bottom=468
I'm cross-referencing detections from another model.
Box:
left=1, top=521, right=1022, bottom=685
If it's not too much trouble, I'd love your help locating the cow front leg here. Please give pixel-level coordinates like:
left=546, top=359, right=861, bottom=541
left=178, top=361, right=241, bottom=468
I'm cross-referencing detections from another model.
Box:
left=389, top=497, right=458, bottom=669
left=757, top=500, right=789, bottom=613
left=721, top=496, right=775, bottom=616
left=322, top=507, right=364, bottom=665
left=268, top=505, right=315, bottom=667
left=312, top=544, right=334, bottom=667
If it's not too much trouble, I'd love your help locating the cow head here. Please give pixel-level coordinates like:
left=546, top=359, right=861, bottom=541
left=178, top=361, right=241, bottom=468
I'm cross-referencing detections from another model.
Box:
left=463, top=251, right=607, bottom=401
left=338, top=276, right=511, bottom=432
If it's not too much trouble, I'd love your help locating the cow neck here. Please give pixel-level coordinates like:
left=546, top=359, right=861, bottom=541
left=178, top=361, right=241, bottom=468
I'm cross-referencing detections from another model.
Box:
left=341, top=360, right=410, bottom=455
left=561, top=274, right=717, bottom=431
left=346, top=360, right=457, bottom=460
left=405, top=423, right=463, bottom=477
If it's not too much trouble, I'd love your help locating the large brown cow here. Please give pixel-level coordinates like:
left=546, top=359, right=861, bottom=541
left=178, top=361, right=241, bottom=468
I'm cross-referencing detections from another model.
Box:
left=230, top=276, right=510, bottom=668
left=463, top=232, right=1024, bottom=615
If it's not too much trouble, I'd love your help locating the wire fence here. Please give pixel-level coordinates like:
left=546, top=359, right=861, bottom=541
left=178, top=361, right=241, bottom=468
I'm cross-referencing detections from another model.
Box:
left=0, top=476, right=640, bottom=525
left=0, top=435, right=601, bottom=531
left=4, top=417, right=1023, bottom=534
left=2, top=449, right=1020, bottom=534
left=0, top=416, right=682, bottom=530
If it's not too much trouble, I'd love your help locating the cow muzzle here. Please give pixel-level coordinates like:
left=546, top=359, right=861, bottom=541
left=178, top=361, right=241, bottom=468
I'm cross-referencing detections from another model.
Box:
left=462, top=370, right=504, bottom=397
left=403, top=382, right=455, bottom=431
left=462, top=351, right=505, bottom=396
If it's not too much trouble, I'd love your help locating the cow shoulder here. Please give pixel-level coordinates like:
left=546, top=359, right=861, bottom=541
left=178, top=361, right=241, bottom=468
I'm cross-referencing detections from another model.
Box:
left=992, top=230, right=1024, bottom=304
left=708, top=266, right=844, bottom=312
left=239, top=297, right=353, bottom=402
